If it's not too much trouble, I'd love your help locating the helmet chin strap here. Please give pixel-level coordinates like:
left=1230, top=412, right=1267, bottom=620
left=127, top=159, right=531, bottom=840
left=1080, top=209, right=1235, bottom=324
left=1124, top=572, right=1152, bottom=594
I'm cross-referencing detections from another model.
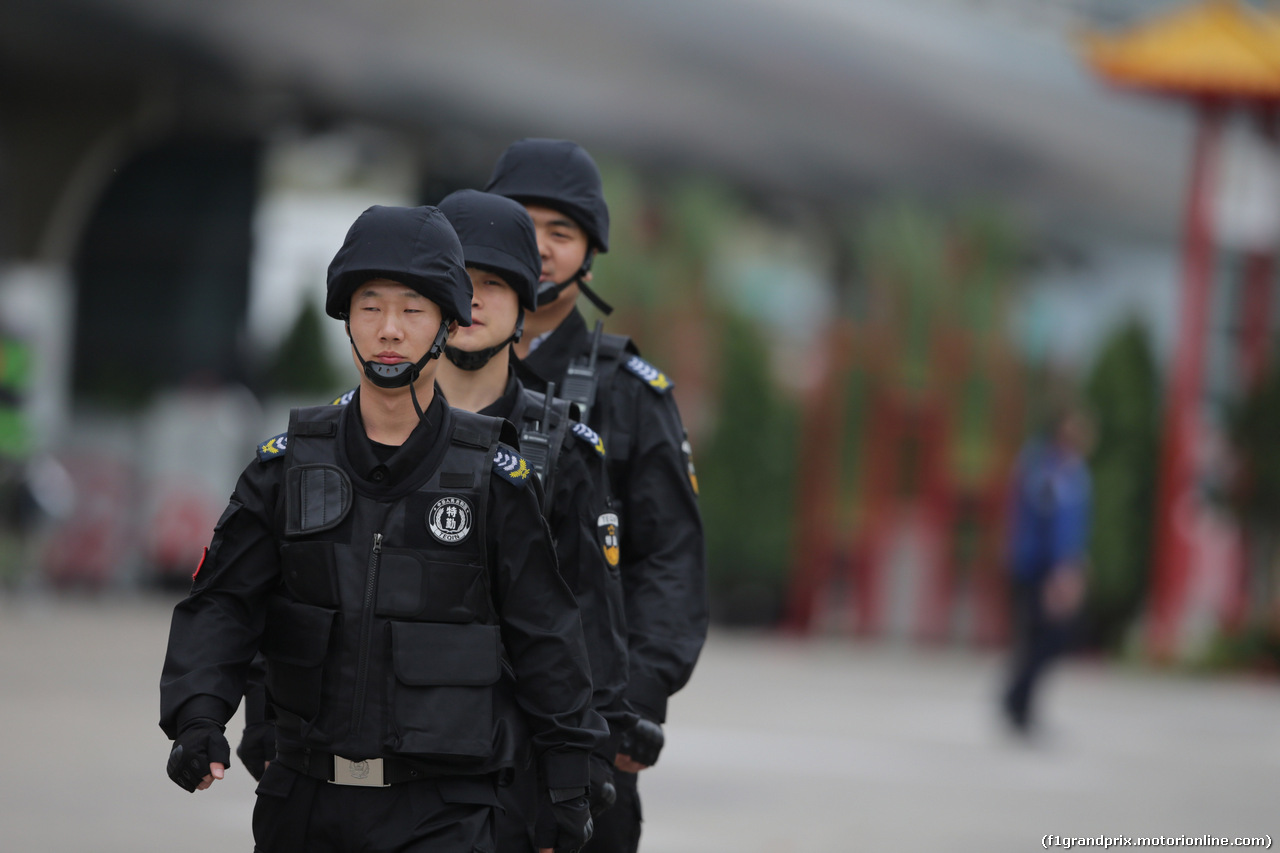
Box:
left=346, top=321, right=451, bottom=419
left=536, top=251, right=612, bottom=315
left=444, top=310, right=524, bottom=372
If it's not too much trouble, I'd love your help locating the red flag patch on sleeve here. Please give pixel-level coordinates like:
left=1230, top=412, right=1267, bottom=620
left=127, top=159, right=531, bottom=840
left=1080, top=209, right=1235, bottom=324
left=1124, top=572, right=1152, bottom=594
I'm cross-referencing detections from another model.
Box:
left=192, top=546, right=209, bottom=582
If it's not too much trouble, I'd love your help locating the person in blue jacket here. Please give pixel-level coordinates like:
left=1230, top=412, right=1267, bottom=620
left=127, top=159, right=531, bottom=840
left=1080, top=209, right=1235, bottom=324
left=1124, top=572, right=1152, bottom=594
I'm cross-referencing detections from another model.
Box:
left=1002, top=405, right=1092, bottom=735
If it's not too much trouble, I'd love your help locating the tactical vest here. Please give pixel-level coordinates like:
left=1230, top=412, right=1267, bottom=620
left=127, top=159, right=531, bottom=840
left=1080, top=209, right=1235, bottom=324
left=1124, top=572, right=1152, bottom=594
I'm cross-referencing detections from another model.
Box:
left=259, top=404, right=517, bottom=769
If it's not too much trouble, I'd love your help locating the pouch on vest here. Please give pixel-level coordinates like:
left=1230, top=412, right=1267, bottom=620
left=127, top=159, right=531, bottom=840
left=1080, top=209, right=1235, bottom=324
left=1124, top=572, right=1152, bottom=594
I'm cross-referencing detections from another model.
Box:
left=280, top=541, right=340, bottom=608
left=388, top=621, right=502, bottom=758
left=261, top=596, right=339, bottom=725
left=284, top=464, right=352, bottom=537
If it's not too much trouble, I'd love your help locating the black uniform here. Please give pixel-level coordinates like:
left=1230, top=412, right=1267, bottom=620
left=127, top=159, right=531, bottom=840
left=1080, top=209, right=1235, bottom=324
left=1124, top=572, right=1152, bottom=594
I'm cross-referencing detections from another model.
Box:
left=160, top=389, right=603, bottom=853
left=484, top=370, right=631, bottom=732
left=473, top=368, right=632, bottom=851
left=325, top=375, right=632, bottom=739
left=516, top=307, right=707, bottom=853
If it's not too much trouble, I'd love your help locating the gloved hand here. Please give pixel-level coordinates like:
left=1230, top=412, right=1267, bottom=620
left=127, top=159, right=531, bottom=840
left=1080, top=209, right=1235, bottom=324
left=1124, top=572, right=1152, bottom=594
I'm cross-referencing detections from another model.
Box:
left=534, top=787, right=593, bottom=853
left=236, top=720, right=276, bottom=782
left=618, top=717, right=664, bottom=767
left=588, top=753, right=617, bottom=816
left=166, top=718, right=231, bottom=792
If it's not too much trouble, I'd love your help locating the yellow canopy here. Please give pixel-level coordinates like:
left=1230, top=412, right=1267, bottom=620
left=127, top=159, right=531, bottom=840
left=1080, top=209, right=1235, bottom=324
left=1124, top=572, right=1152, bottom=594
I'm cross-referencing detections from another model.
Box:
left=1080, top=0, right=1280, bottom=99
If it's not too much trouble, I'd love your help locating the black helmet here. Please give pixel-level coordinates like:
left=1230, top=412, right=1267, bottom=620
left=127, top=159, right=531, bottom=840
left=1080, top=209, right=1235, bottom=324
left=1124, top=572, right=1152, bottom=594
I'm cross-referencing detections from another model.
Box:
left=485, top=138, right=610, bottom=253
left=437, top=190, right=540, bottom=311
left=325, top=205, right=472, bottom=326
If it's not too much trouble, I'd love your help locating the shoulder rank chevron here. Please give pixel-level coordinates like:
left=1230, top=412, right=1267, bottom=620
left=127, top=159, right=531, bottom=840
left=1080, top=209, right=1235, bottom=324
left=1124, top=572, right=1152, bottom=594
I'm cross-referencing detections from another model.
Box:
left=331, top=388, right=356, bottom=406
left=493, top=444, right=532, bottom=487
left=257, top=431, right=289, bottom=462
left=571, top=421, right=606, bottom=456
left=622, top=355, right=673, bottom=393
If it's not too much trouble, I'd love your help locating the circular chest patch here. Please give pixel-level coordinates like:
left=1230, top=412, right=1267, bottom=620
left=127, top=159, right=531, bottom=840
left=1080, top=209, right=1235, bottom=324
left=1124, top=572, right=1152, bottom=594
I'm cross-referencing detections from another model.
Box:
left=427, top=496, right=473, bottom=544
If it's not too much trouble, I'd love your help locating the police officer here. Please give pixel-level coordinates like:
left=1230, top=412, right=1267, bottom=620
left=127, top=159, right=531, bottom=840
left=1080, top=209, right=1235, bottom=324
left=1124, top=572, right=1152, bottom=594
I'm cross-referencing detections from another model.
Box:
left=434, top=188, right=633, bottom=851
left=487, top=139, right=708, bottom=853
left=159, top=204, right=601, bottom=853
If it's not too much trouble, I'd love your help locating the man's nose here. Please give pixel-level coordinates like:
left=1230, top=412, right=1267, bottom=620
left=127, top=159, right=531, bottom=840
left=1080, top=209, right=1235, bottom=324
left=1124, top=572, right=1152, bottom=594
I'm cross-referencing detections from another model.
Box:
left=378, top=312, right=403, bottom=340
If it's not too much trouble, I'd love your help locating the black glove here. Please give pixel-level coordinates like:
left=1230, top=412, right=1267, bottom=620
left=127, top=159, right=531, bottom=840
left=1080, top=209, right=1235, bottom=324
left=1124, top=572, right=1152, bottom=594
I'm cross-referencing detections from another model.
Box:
left=588, top=753, right=617, bottom=817
left=166, top=718, right=231, bottom=793
left=236, top=721, right=276, bottom=782
left=534, top=787, right=593, bottom=853
left=618, top=718, right=664, bottom=767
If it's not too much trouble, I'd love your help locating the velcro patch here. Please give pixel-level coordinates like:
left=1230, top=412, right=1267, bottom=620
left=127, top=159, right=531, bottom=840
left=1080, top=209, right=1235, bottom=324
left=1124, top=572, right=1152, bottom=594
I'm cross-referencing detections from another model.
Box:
left=331, top=388, right=356, bottom=406
left=493, top=445, right=532, bottom=487
left=622, top=355, right=673, bottom=393
left=570, top=421, right=606, bottom=457
left=257, top=432, right=289, bottom=462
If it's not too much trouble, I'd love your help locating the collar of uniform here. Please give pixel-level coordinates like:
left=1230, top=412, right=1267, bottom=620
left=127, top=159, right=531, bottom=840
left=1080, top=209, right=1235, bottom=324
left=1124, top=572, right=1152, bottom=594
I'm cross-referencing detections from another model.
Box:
left=515, top=306, right=589, bottom=389
left=340, top=384, right=450, bottom=492
left=478, top=366, right=522, bottom=423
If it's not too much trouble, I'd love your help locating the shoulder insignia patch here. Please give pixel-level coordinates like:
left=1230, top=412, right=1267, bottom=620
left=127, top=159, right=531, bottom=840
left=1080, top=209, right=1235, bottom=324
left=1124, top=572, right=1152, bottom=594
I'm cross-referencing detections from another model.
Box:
left=570, top=421, right=606, bottom=457
left=622, top=355, right=673, bottom=394
left=331, top=388, right=356, bottom=406
left=257, top=432, right=289, bottom=462
left=493, top=445, right=532, bottom=487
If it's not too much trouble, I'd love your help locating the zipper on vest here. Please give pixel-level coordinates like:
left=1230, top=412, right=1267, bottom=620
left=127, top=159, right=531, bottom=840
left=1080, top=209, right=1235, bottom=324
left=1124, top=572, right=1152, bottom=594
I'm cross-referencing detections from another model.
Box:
left=351, top=532, right=382, bottom=735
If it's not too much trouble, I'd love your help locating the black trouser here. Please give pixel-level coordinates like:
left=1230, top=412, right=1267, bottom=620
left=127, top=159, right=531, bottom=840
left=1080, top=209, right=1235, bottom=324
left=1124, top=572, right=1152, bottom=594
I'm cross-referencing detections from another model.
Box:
left=1003, top=577, right=1074, bottom=729
left=581, top=769, right=640, bottom=853
left=252, top=763, right=498, bottom=853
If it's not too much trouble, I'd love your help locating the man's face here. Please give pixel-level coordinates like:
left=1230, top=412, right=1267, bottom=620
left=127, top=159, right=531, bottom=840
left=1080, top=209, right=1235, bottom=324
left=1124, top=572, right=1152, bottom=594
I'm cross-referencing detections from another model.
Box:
left=449, top=267, right=520, bottom=352
left=347, top=279, right=446, bottom=373
left=525, top=204, right=591, bottom=306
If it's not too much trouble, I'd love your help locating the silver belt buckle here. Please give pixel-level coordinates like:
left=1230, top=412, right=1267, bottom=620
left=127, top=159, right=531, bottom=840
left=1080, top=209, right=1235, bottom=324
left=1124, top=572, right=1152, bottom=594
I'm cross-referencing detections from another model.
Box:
left=330, top=756, right=388, bottom=787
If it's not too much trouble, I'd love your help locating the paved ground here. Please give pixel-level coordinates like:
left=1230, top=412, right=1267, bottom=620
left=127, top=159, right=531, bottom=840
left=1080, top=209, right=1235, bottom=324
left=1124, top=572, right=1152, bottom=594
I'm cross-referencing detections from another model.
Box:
left=2, top=594, right=1277, bottom=852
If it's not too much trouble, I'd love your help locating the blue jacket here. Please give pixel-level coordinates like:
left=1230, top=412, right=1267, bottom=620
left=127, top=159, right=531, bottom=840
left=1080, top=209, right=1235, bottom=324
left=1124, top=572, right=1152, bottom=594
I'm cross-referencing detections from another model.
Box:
left=1008, top=439, right=1091, bottom=582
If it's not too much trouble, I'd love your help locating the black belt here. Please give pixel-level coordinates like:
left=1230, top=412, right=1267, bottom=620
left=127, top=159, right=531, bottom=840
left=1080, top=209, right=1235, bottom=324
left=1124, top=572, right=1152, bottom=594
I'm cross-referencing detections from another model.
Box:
left=276, top=747, right=432, bottom=786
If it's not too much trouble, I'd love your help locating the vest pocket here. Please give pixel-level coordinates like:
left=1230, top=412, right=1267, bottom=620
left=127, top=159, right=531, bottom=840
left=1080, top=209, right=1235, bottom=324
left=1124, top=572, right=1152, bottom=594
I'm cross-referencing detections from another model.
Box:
left=388, top=621, right=501, bottom=758
left=280, top=541, right=340, bottom=607
left=375, top=550, right=426, bottom=618
left=261, top=596, right=338, bottom=723
left=376, top=549, right=488, bottom=623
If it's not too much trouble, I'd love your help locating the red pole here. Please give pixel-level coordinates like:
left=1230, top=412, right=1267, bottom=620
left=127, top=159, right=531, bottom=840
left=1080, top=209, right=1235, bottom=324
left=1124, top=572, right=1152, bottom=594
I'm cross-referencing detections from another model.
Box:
left=782, top=321, right=855, bottom=632
left=1240, top=108, right=1279, bottom=389
left=914, top=399, right=955, bottom=643
left=1240, top=253, right=1274, bottom=388
left=1227, top=106, right=1280, bottom=633
left=1148, top=101, right=1225, bottom=661
left=845, top=386, right=899, bottom=637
